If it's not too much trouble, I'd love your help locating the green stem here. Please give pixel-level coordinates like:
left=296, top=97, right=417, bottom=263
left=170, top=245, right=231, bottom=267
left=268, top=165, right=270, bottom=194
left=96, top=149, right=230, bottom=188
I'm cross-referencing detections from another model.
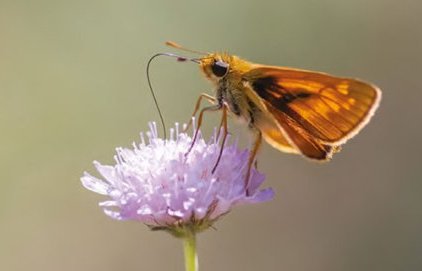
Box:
left=183, top=230, right=198, bottom=271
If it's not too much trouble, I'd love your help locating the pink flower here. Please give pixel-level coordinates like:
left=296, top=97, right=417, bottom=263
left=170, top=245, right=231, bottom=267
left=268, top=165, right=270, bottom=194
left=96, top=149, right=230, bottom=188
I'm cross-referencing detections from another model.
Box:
left=81, top=122, right=274, bottom=235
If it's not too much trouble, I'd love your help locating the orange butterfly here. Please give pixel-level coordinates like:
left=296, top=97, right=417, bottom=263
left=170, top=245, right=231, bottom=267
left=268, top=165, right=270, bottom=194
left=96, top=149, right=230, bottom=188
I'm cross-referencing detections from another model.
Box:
left=161, top=42, right=381, bottom=188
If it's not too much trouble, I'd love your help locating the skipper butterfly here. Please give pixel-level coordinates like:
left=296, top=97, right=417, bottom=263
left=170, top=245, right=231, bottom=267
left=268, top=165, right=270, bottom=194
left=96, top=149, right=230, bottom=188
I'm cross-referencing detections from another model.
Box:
left=158, top=42, right=381, bottom=187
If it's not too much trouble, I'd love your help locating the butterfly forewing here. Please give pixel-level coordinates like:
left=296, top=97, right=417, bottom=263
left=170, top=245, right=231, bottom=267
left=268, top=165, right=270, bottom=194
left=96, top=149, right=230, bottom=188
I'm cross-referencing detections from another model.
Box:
left=266, top=101, right=337, bottom=160
left=244, top=66, right=381, bottom=145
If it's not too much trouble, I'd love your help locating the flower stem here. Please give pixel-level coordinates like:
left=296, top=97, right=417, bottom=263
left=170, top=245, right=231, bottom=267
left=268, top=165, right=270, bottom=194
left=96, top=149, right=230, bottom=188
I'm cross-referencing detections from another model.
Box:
left=183, top=230, right=198, bottom=271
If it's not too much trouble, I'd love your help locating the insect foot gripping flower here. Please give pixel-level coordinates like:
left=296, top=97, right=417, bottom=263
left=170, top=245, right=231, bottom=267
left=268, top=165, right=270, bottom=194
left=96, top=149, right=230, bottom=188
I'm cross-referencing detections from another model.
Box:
left=81, top=122, right=274, bottom=271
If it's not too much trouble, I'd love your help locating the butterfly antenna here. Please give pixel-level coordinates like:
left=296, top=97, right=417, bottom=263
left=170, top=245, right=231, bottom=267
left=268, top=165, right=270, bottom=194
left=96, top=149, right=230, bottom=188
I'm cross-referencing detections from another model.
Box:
left=166, top=41, right=209, bottom=55
left=146, top=52, right=201, bottom=139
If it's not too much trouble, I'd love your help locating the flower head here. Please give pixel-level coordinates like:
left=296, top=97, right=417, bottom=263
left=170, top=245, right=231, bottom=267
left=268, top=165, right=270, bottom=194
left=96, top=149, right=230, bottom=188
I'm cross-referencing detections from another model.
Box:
left=81, top=122, right=274, bottom=236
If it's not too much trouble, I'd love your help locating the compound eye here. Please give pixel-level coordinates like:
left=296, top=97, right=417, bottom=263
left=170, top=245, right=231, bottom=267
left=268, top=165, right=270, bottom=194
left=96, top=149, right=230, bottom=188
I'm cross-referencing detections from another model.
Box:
left=211, top=61, right=229, bottom=77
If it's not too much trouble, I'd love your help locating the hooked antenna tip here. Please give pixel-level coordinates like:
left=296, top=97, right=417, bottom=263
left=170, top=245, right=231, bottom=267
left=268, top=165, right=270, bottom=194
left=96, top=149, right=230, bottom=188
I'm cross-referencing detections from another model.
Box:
left=165, top=41, right=208, bottom=55
left=165, top=41, right=182, bottom=49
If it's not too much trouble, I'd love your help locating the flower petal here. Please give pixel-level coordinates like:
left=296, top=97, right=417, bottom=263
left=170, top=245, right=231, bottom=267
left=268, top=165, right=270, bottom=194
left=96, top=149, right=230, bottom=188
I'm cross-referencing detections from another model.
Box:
left=81, top=172, right=109, bottom=195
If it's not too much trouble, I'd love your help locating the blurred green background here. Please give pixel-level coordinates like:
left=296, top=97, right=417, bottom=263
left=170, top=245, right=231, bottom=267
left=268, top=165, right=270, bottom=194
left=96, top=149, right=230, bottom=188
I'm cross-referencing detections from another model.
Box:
left=1, top=0, right=421, bottom=270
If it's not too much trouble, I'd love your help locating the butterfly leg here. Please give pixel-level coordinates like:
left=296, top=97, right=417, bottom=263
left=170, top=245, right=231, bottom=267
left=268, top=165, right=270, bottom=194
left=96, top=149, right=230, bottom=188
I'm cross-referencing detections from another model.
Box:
left=215, top=103, right=228, bottom=139
left=185, top=103, right=222, bottom=156
left=211, top=104, right=228, bottom=174
left=184, top=93, right=216, bottom=132
left=245, top=130, right=262, bottom=195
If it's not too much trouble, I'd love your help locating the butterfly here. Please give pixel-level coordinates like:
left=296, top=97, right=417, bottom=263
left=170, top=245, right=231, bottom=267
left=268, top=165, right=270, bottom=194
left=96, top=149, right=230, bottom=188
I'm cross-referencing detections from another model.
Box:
left=154, top=42, right=381, bottom=188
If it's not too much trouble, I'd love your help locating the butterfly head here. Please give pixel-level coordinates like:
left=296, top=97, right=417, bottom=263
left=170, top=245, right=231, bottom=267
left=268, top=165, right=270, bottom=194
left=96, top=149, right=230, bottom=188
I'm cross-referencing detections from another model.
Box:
left=199, top=52, right=254, bottom=84
left=163, top=41, right=250, bottom=83
left=198, top=53, right=232, bottom=82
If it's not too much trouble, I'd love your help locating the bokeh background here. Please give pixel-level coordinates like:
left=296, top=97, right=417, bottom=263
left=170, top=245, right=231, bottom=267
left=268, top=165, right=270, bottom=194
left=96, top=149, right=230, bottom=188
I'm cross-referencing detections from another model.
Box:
left=1, top=0, right=421, bottom=270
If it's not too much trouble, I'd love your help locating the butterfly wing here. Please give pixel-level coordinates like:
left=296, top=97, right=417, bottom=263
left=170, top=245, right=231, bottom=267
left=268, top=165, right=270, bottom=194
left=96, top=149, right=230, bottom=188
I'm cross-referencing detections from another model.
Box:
left=249, top=94, right=338, bottom=160
left=244, top=66, right=381, bottom=144
left=250, top=106, right=300, bottom=155
left=242, top=66, right=380, bottom=160
left=264, top=102, right=339, bottom=160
